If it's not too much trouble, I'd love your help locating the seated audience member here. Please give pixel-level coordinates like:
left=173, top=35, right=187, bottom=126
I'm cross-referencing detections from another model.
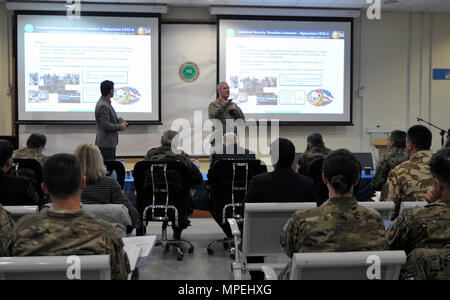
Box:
left=385, top=148, right=450, bottom=280
left=380, top=125, right=433, bottom=219
left=297, top=133, right=332, bottom=175
left=0, top=204, right=15, bottom=256
left=145, top=130, right=203, bottom=239
left=12, top=153, right=130, bottom=280
left=13, top=133, right=47, bottom=165
left=279, top=149, right=385, bottom=280
left=74, top=144, right=139, bottom=228
left=244, top=138, right=315, bottom=204
left=244, top=137, right=315, bottom=280
left=210, top=132, right=255, bottom=168
left=371, top=130, right=409, bottom=192
left=0, top=140, right=39, bottom=206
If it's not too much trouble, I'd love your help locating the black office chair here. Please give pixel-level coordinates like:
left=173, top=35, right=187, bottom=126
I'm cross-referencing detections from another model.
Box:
left=306, top=157, right=328, bottom=206
left=206, top=158, right=267, bottom=256
left=11, top=158, right=48, bottom=207
left=104, top=160, right=125, bottom=189
left=133, top=160, right=194, bottom=261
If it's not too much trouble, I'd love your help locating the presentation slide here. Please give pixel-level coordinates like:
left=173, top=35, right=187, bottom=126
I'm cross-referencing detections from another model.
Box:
left=219, top=18, right=352, bottom=124
left=17, top=14, right=160, bottom=122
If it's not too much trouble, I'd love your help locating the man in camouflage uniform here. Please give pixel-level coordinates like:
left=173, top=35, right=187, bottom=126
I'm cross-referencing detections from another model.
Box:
left=144, top=130, right=203, bottom=239
left=208, top=82, right=245, bottom=148
left=11, top=153, right=130, bottom=280
left=371, top=130, right=409, bottom=191
left=13, top=133, right=47, bottom=165
left=380, top=125, right=433, bottom=219
left=0, top=204, right=15, bottom=256
left=279, top=149, right=385, bottom=280
left=385, top=148, right=450, bottom=280
left=297, top=133, right=332, bottom=175
left=145, top=130, right=203, bottom=185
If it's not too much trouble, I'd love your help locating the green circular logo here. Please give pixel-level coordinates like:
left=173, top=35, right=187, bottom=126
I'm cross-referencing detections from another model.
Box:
left=24, top=24, right=34, bottom=33
left=179, top=62, right=200, bottom=82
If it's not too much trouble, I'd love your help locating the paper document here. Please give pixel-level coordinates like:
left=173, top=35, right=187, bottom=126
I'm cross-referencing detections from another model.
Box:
left=122, top=235, right=157, bottom=268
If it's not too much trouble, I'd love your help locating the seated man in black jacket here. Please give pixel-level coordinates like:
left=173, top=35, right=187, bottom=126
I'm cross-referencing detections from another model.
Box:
left=0, top=140, right=39, bottom=206
left=243, top=137, right=316, bottom=280
left=244, top=137, right=316, bottom=205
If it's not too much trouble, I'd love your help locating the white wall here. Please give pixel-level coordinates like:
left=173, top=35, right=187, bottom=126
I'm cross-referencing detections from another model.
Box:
left=0, top=2, right=12, bottom=135
left=1, top=6, right=449, bottom=157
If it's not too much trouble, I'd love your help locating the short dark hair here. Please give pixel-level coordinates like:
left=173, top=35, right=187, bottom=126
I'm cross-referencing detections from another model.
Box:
left=26, top=133, right=47, bottom=148
left=323, top=149, right=361, bottom=195
left=0, top=140, right=14, bottom=167
left=42, top=153, right=82, bottom=199
left=389, top=130, right=406, bottom=149
left=271, top=138, right=295, bottom=167
left=407, top=125, right=432, bottom=151
left=100, top=80, right=114, bottom=97
left=430, top=147, right=450, bottom=187
left=307, top=133, right=324, bottom=147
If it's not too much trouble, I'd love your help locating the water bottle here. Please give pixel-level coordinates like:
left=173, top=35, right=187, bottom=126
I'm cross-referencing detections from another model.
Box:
left=194, top=157, right=200, bottom=169
left=121, top=159, right=130, bottom=179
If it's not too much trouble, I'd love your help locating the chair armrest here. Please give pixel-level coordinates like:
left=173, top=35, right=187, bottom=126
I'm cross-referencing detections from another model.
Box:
left=260, top=266, right=278, bottom=280
left=227, top=218, right=241, bottom=265
left=227, top=218, right=240, bottom=237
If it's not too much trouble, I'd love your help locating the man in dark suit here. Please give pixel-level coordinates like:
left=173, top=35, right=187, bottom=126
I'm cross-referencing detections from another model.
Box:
left=0, top=140, right=39, bottom=206
left=244, top=138, right=316, bottom=205
left=95, top=80, right=128, bottom=161
left=243, top=137, right=316, bottom=280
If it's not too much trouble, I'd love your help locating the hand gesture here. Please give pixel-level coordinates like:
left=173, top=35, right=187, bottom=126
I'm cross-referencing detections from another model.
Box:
left=425, top=185, right=440, bottom=204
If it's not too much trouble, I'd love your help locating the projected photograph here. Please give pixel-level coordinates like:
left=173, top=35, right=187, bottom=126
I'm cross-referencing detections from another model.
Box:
left=28, top=90, right=49, bottom=103
left=38, top=73, right=80, bottom=93
left=58, top=90, right=81, bottom=104
left=306, top=89, right=334, bottom=106
left=229, top=76, right=278, bottom=105
left=33, top=72, right=81, bottom=103
left=113, top=86, right=141, bottom=105
left=29, top=72, right=39, bottom=86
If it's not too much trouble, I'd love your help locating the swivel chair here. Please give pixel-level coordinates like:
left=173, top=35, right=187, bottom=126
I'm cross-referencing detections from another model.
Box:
left=11, top=158, right=47, bottom=207
left=133, top=160, right=194, bottom=261
left=206, top=158, right=267, bottom=256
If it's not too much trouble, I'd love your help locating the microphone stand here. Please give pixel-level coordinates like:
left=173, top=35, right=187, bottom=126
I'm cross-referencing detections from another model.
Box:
left=417, top=117, right=449, bottom=147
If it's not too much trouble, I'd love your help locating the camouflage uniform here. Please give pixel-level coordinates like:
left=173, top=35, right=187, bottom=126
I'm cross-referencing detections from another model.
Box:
left=385, top=199, right=450, bottom=280
left=208, top=98, right=245, bottom=147
left=208, top=98, right=245, bottom=128
left=13, top=147, right=47, bottom=165
left=145, top=145, right=202, bottom=185
left=144, top=146, right=203, bottom=236
left=380, top=151, right=433, bottom=220
left=12, top=207, right=130, bottom=280
left=0, top=204, right=15, bottom=256
left=371, top=147, right=409, bottom=191
left=279, top=196, right=385, bottom=279
left=297, top=146, right=332, bottom=175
